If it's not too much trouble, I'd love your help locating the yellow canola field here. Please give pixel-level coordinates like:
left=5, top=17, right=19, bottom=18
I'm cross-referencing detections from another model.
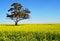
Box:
left=0, top=24, right=60, bottom=33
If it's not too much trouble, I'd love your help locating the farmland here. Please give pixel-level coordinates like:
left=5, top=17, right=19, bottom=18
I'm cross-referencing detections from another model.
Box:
left=0, top=24, right=60, bottom=32
left=0, top=24, right=60, bottom=41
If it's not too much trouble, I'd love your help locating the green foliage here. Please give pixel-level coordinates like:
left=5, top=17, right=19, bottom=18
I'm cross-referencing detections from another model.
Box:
left=0, top=31, right=60, bottom=41
left=7, top=3, right=30, bottom=25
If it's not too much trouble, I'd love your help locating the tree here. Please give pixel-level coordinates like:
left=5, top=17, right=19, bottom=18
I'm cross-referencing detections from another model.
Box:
left=6, top=3, right=30, bottom=26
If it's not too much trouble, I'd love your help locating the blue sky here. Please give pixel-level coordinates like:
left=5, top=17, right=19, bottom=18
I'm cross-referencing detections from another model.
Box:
left=0, top=0, right=60, bottom=24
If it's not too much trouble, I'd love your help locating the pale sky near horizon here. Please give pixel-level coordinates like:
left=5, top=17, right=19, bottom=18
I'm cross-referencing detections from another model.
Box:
left=0, top=0, right=60, bottom=24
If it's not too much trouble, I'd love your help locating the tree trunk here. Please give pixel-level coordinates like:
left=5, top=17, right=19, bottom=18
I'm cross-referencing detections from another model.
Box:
left=15, top=21, right=18, bottom=26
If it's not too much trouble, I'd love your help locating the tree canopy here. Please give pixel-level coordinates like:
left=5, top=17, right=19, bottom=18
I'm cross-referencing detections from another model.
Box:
left=7, top=3, right=30, bottom=25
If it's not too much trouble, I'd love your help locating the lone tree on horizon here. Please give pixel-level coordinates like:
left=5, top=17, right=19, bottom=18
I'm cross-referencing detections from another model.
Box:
left=6, top=3, right=30, bottom=25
